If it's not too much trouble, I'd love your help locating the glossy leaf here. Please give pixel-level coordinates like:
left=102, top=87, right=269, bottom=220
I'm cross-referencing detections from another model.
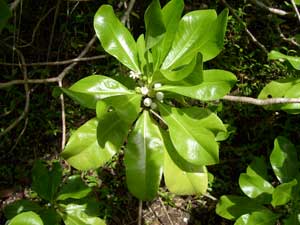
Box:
left=159, top=104, right=219, bottom=166
left=4, top=200, right=42, bottom=219
left=136, top=34, right=147, bottom=74
left=32, top=161, right=62, bottom=202
left=57, top=175, right=92, bottom=201
left=234, top=210, right=278, bottom=225
left=8, top=211, right=43, bottom=225
left=61, top=118, right=116, bottom=170
left=156, top=69, right=236, bottom=101
left=268, top=50, right=300, bottom=70
left=200, top=8, right=229, bottom=62
left=162, top=10, right=217, bottom=69
left=144, top=0, right=165, bottom=49
left=239, top=173, right=273, bottom=202
left=216, top=195, right=266, bottom=220
left=271, top=179, right=297, bottom=207
left=281, top=83, right=300, bottom=113
left=270, top=136, right=299, bottom=183
left=63, top=75, right=133, bottom=109
left=164, top=144, right=208, bottom=195
left=94, top=5, right=140, bottom=72
left=124, top=111, right=164, bottom=200
left=0, top=0, right=11, bottom=32
left=246, top=157, right=269, bottom=181
left=151, top=0, right=184, bottom=69
left=62, top=204, right=106, bottom=225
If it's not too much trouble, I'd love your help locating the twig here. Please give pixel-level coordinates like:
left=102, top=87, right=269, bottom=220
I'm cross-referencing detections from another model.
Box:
left=222, top=95, right=300, bottom=105
left=203, top=193, right=218, bottom=201
left=138, top=200, right=143, bottom=225
left=276, top=24, right=300, bottom=47
left=158, top=197, right=175, bottom=225
left=121, top=0, right=136, bottom=25
left=0, top=55, right=107, bottom=67
left=291, top=0, right=300, bottom=23
left=0, top=77, right=58, bottom=88
left=10, top=0, right=21, bottom=11
left=221, top=0, right=268, bottom=54
left=251, top=0, right=289, bottom=16
left=47, top=0, right=62, bottom=61
left=59, top=80, right=66, bottom=149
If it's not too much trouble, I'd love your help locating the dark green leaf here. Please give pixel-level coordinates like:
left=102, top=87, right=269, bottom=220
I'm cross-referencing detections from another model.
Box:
left=32, top=161, right=62, bottom=202
left=94, top=5, right=140, bottom=72
left=284, top=213, right=300, bottom=225
left=144, top=0, right=165, bottom=49
left=271, top=179, right=297, bottom=207
left=4, top=200, right=42, bottom=219
left=270, top=136, right=299, bottom=183
left=61, top=118, right=116, bottom=170
left=161, top=10, right=217, bottom=69
left=63, top=75, right=133, bottom=109
left=164, top=145, right=208, bottom=195
left=234, top=210, right=278, bottom=225
left=57, top=175, right=92, bottom=201
left=159, top=104, right=219, bottom=166
left=124, top=111, right=164, bottom=200
left=8, top=211, right=43, bottom=225
left=0, top=0, right=11, bottom=32
left=216, top=195, right=266, bottom=220
left=39, top=208, right=61, bottom=225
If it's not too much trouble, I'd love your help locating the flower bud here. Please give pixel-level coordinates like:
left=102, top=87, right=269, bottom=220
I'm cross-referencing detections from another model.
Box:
left=141, top=86, right=149, bottom=96
left=150, top=102, right=157, bottom=110
left=153, top=83, right=162, bottom=89
left=156, top=91, right=164, bottom=101
left=143, top=97, right=152, bottom=107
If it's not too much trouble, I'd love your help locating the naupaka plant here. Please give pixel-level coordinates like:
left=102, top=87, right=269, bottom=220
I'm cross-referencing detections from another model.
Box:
left=61, top=0, right=237, bottom=200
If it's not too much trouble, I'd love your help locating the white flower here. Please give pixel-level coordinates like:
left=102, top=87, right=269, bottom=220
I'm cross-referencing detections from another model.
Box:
left=143, top=98, right=152, bottom=107
left=129, top=71, right=141, bottom=79
left=141, top=86, right=149, bottom=96
left=156, top=92, right=164, bottom=101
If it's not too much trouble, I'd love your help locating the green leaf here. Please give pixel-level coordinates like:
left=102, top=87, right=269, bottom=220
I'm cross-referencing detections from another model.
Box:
left=200, top=8, right=229, bottom=62
left=32, top=161, right=62, bottom=202
left=4, top=200, right=42, bottom=219
left=156, top=69, right=236, bottom=101
left=239, top=173, right=273, bottom=202
left=162, top=9, right=217, bottom=69
left=136, top=34, right=147, bottom=74
left=295, top=0, right=300, bottom=5
left=268, top=50, right=300, bottom=70
left=124, top=110, right=164, bottom=200
left=8, top=211, right=44, bottom=225
left=246, top=157, right=269, bottom=181
left=164, top=144, right=208, bottom=195
left=151, top=0, right=184, bottom=69
left=258, top=78, right=300, bottom=113
left=234, top=210, right=278, bottom=225
left=216, top=195, right=266, bottom=220
left=62, top=75, right=133, bottom=109
left=61, top=118, right=116, bottom=170
left=0, top=0, right=11, bottom=32
left=270, top=136, right=299, bottom=183
left=271, top=179, right=297, bottom=207
left=62, top=204, right=106, bottom=225
left=39, top=208, right=61, bottom=225
left=57, top=175, right=92, bottom=201
left=159, top=104, right=219, bottom=166
left=94, top=5, right=140, bottom=72
left=144, top=0, right=165, bottom=49
left=284, top=213, right=300, bottom=225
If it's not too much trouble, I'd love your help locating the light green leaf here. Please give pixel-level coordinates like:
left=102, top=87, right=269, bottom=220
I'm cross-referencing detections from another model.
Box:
left=151, top=0, right=184, bottom=69
left=234, top=210, right=278, bottom=225
left=159, top=104, right=219, bottom=166
left=246, top=157, right=269, bottom=181
left=268, top=50, right=300, bottom=70
left=8, top=211, right=44, bottom=225
left=284, top=213, right=300, bottom=225
left=62, top=204, right=106, bottom=225
left=144, top=0, right=165, bottom=49
left=61, top=118, right=116, bottom=170
left=271, top=179, right=297, bottom=207
left=216, top=195, right=266, bottom=220
left=164, top=145, right=208, bottom=195
left=0, top=0, right=11, bottom=32
left=136, top=34, right=147, bottom=74
left=281, top=83, right=300, bottom=113
left=239, top=173, right=273, bottom=202
left=156, top=69, right=236, bottom=101
left=124, top=111, right=164, bottom=200
left=200, top=8, right=229, bottom=62
left=162, top=10, right=217, bottom=69
left=57, top=175, right=92, bottom=201
left=32, top=161, right=62, bottom=202
left=270, top=136, right=299, bottom=183
left=4, top=200, right=42, bottom=219
left=63, top=75, right=133, bottom=109
left=94, top=5, right=140, bottom=72
left=295, top=0, right=300, bottom=5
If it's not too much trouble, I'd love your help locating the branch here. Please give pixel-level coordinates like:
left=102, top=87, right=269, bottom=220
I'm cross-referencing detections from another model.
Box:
left=221, top=0, right=268, bottom=54
left=276, top=24, right=300, bottom=47
left=251, top=0, right=290, bottom=16
left=222, top=95, right=300, bottom=105
left=10, top=0, right=22, bottom=11
left=121, top=0, right=136, bottom=25
left=0, top=55, right=107, bottom=67
left=291, top=0, right=300, bottom=23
